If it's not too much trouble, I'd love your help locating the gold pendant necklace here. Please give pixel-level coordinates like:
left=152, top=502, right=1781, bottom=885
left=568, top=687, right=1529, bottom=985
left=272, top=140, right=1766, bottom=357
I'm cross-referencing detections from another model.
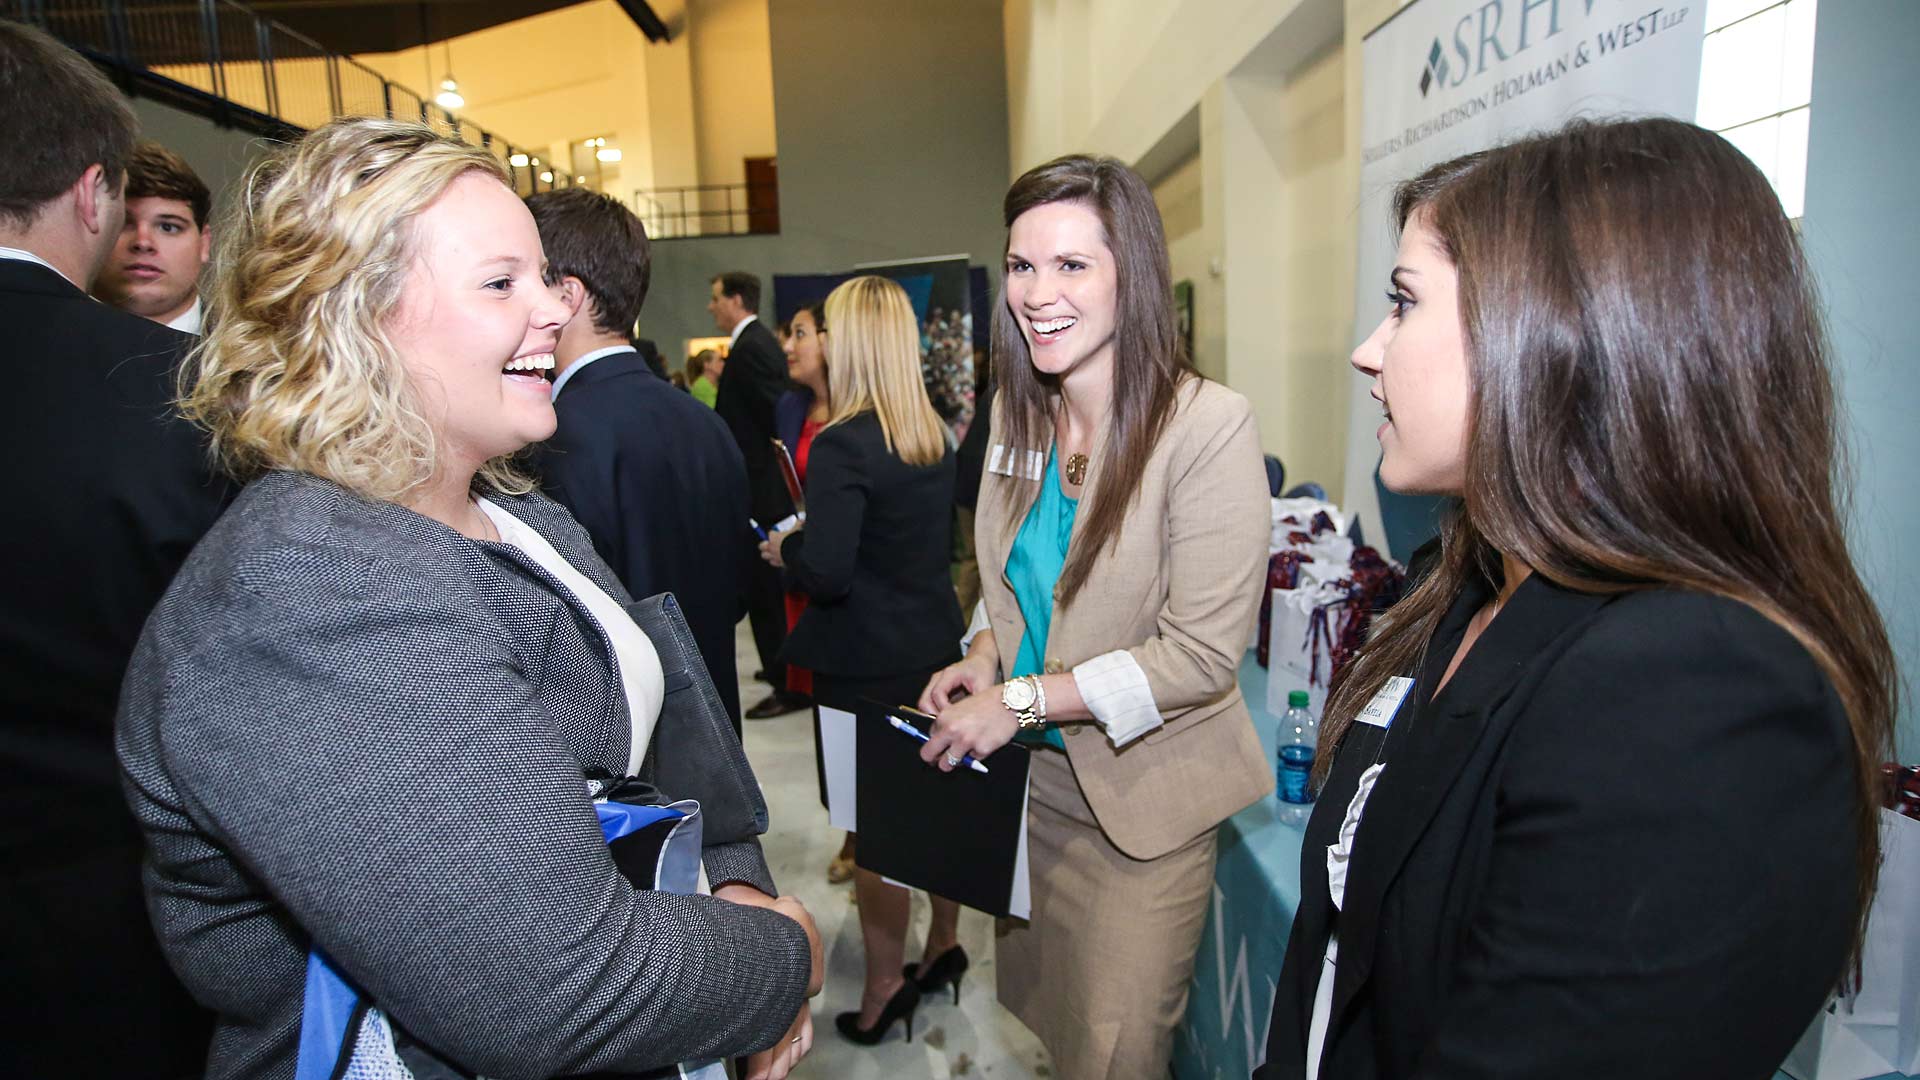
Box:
left=1064, top=452, right=1089, bottom=487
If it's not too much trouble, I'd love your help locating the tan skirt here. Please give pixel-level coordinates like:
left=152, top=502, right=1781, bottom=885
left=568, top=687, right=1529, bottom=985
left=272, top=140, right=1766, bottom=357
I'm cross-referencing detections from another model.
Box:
left=997, top=745, right=1219, bottom=1080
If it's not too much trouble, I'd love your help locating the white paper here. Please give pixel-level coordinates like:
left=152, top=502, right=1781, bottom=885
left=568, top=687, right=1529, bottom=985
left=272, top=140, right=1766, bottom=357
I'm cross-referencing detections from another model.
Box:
left=819, top=706, right=858, bottom=832
left=1007, top=771, right=1033, bottom=919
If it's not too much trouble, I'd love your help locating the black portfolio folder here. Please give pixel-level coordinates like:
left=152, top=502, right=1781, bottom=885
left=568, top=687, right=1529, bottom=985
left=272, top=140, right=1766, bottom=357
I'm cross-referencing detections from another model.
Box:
left=852, top=698, right=1031, bottom=917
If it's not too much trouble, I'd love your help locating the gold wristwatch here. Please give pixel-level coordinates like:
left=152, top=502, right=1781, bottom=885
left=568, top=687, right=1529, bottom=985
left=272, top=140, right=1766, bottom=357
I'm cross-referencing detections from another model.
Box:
left=1002, top=675, right=1048, bottom=731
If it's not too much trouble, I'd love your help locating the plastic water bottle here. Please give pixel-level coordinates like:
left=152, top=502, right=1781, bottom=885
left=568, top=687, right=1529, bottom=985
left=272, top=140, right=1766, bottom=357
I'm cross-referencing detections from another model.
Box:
left=1277, top=690, right=1317, bottom=826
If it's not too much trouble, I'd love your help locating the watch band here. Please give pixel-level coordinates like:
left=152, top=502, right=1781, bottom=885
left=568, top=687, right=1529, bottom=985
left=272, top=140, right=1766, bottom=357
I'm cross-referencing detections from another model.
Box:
left=1010, top=674, right=1047, bottom=731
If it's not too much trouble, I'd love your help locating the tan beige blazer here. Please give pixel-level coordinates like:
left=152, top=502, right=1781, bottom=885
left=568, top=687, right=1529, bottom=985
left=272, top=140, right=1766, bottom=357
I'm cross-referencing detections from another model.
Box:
left=976, top=376, right=1274, bottom=860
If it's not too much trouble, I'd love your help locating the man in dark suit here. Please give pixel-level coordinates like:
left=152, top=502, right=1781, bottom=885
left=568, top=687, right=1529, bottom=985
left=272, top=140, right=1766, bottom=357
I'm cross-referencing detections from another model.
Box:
left=0, top=21, right=225, bottom=1076
left=527, top=190, right=753, bottom=729
left=710, top=270, right=809, bottom=718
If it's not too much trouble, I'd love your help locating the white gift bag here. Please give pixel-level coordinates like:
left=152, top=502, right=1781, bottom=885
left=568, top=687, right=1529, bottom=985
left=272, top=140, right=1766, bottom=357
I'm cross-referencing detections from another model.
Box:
left=1781, top=808, right=1920, bottom=1080
left=1266, top=585, right=1344, bottom=719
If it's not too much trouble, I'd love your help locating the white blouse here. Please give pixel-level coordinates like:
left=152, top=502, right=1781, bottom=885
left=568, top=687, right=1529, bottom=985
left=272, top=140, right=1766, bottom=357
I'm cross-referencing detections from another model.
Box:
left=477, top=498, right=665, bottom=777
left=1307, top=761, right=1388, bottom=1080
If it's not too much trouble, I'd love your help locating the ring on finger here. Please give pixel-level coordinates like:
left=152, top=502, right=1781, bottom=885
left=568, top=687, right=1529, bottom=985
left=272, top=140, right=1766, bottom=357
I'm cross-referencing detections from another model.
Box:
left=945, top=753, right=961, bottom=767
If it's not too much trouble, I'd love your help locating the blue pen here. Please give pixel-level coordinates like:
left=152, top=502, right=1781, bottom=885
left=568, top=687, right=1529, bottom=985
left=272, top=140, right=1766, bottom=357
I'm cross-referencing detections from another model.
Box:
left=749, top=518, right=768, bottom=541
left=887, top=714, right=989, bottom=774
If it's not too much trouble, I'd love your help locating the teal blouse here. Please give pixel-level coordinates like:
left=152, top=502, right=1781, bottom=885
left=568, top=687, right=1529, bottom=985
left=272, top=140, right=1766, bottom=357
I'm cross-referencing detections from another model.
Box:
left=1005, top=446, right=1074, bottom=750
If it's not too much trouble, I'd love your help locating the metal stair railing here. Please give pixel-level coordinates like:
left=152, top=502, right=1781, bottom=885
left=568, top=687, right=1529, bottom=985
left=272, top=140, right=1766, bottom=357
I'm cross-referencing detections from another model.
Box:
left=3, top=0, right=579, bottom=197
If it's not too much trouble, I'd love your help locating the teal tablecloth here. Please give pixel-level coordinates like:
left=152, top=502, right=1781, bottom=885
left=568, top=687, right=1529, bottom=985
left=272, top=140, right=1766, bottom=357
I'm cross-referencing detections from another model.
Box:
left=1171, top=652, right=1906, bottom=1080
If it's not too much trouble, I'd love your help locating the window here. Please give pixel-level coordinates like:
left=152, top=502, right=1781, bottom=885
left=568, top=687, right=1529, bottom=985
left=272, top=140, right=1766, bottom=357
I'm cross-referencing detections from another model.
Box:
left=1697, top=0, right=1817, bottom=218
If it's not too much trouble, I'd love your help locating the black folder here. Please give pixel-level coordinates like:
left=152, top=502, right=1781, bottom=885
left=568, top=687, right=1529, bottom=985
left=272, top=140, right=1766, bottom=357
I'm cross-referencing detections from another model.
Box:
left=852, top=698, right=1031, bottom=917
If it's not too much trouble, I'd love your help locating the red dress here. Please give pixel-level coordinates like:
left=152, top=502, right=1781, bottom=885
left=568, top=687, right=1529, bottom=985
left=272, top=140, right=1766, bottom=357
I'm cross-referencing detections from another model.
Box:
left=783, top=417, right=824, bottom=695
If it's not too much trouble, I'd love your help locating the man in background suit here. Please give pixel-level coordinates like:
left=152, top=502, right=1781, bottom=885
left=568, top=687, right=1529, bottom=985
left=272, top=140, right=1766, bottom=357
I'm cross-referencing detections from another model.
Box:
left=0, top=21, right=224, bottom=1076
left=528, top=190, right=753, bottom=729
left=710, top=270, right=809, bottom=719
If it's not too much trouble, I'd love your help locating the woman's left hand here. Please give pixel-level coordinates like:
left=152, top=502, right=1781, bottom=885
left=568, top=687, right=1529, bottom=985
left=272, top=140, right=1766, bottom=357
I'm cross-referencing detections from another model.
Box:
left=923, top=688, right=1020, bottom=772
left=743, top=1003, right=812, bottom=1080
left=759, top=525, right=799, bottom=568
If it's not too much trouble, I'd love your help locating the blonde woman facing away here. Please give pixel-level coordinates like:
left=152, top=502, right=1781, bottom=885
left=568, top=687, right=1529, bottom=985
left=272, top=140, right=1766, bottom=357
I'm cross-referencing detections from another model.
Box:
left=114, top=119, right=821, bottom=1080
left=760, top=276, right=968, bottom=1046
left=917, top=155, right=1273, bottom=1078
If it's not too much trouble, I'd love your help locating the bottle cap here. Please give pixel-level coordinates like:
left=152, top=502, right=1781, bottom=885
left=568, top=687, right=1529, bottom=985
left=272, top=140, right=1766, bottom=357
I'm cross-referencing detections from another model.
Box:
left=1288, top=690, right=1310, bottom=708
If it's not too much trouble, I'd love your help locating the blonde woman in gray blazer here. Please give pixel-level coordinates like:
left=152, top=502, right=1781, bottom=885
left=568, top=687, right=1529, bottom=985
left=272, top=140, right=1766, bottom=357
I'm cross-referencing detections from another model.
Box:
left=920, top=155, right=1272, bottom=1078
left=115, top=120, right=820, bottom=1080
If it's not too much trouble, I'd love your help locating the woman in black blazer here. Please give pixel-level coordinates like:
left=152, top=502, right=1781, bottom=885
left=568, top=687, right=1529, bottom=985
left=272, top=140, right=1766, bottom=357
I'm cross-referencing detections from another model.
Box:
left=1259, top=118, right=1897, bottom=1079
left=761, top=275, right=966, bottom=1045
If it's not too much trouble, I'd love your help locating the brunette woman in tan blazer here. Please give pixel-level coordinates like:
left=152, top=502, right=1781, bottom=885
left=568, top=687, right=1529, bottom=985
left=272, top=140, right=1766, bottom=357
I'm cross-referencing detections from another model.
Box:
left=918, top=155, right=1272, bottom=1079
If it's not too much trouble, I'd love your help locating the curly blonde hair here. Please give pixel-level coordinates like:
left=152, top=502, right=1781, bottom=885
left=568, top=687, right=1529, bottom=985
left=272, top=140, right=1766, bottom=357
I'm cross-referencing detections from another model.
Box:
left=181, top=118, right=532, bottom=501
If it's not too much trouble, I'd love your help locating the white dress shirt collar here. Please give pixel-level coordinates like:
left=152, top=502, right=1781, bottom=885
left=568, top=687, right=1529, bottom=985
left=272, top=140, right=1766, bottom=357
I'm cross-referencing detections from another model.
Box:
left=166, top=297, right=203, bottom=335
left=549, top=344, right=636, bottom=400
left=727, top=312, right=758, bottom=348
left=0, top=246, right=78, bottom=289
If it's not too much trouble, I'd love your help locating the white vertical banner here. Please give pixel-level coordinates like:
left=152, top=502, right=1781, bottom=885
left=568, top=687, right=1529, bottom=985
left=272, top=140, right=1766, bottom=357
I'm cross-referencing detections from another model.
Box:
left=1342, top=0, right=1705, bottom=553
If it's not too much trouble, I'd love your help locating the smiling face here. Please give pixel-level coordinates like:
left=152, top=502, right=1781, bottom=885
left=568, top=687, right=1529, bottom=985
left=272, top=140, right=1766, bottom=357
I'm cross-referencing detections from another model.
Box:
left=784, top=308, right=827, bottom=395
left=387, top=171, right=567, bottom=476
left=95, top=195, right=207, bottom=323
left=1350, top=212, right=1471, bottom=495
left=1004, top=199, right=1118, bottom=386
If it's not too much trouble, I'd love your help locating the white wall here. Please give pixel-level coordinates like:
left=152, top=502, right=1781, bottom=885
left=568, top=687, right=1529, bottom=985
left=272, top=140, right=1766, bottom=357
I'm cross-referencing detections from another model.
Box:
left=1803, top=0, right=1920, bottom=758
left=687, top=0, right=777, bottom=189
left=1216, top=30, right=1350, bottom=492
left=1152, top=153, right=1223, bottom=381
left=1005, top=0, right=1370, bottom=497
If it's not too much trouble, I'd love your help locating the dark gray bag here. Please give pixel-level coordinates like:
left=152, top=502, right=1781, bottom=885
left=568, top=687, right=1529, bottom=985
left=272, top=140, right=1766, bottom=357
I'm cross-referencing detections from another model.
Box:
left=625, top=592, right=768, bottom=846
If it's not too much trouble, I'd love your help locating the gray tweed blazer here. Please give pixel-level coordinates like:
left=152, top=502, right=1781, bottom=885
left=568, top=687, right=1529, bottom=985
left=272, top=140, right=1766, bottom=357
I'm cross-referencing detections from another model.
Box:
left=115, top=470, right=810, bottom=1079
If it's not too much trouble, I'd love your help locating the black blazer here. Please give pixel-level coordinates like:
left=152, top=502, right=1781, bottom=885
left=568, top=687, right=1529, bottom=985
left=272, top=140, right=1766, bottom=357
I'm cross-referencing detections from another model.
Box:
left=535, top=349, right=753, bottom=725
left=778, top=411, right=964, bottom=679
left=1, top=259, right=229, bottom=839
left=1258, top=572, right=1857, bottom=1080
left=0, top=257, right=226, bottom=1074
left=713, top=317, right=795, bottom=524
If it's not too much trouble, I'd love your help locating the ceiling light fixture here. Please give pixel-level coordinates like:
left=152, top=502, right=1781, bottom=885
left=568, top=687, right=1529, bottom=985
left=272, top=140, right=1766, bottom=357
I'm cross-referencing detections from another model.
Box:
left=509, top=153, right=529, bottom=167
left=596, top=147, right=622, bottom=163
left=433, top=33, right=463, bottom=110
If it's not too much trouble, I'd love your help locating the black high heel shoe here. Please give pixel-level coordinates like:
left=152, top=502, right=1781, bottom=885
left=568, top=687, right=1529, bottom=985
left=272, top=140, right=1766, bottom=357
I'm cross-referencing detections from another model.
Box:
left=902, top=944, right=970, bottom=1004
left=835, top=981, right=921, bottom=1045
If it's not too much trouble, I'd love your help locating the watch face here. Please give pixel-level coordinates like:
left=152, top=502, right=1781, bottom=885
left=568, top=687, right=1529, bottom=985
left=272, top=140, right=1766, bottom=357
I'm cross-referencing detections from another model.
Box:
left=1004, top=680, right=1037, bottom=710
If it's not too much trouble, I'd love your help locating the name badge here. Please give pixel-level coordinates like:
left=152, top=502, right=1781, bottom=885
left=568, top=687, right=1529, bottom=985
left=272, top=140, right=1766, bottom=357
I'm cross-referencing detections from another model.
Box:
left=1357, top=676, right=1414, bottom=729
left=986, top=444, right=1045, bottom=481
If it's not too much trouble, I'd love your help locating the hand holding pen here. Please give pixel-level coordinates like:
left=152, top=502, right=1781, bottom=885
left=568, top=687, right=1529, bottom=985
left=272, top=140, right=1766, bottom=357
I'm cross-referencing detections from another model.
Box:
left=888, top=712, right=989, bottom=774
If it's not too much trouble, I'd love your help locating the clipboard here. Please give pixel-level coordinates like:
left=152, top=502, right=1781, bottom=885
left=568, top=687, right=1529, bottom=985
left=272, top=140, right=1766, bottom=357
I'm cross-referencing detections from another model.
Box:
left=770, top=438, right=805, bottom=514
left=851, top=699, right=1031, bottom=918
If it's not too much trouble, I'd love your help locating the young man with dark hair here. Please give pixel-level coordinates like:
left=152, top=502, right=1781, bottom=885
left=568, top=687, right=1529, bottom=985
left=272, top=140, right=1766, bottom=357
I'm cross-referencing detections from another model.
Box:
left=94, top=140, right=212, bottom=332
left=526, top=188, right=755, bottom=729
left=0, top=20, right=223, bottom=1077
left=710, top=269, right=808, bottom=718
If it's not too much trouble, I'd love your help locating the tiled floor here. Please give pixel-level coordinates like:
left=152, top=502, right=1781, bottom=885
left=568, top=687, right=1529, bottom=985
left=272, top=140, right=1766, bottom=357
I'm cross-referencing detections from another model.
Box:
left=731, top=620, right=1053, bottom=1079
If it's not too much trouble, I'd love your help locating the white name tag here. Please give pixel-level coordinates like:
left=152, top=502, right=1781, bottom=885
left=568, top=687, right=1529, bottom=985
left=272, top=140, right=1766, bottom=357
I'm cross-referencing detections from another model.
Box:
left=1357, top=676, right=1414, bottom=729
left=986, top=444, right=1045, bottom=480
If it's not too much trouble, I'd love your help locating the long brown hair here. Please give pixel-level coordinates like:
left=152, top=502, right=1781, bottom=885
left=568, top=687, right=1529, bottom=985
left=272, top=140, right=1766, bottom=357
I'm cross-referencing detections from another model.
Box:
left=1320, top=117, right=1897, bottom=968
left=992, top=154, right=1195, bottom=606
